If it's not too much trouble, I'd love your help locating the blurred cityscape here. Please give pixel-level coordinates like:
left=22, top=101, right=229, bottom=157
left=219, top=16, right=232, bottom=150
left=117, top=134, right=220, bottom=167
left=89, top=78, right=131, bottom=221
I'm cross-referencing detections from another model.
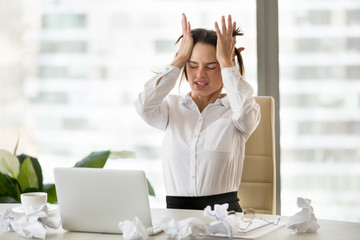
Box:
left=0, top=0, right=257, bottom=207
left=0, top=0, right=359, bottom=222
left=279, top=0, right=360, bottom=222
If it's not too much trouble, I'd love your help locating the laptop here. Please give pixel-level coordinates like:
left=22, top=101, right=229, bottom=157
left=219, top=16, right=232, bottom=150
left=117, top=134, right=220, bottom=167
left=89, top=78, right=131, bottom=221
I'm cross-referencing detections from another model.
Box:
left=54, top=167, right=161, bottom=234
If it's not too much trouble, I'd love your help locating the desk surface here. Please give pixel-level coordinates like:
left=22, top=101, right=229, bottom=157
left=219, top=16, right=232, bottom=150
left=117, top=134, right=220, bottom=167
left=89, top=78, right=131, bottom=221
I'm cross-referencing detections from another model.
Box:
left=1, top=204, right=359, bottom=240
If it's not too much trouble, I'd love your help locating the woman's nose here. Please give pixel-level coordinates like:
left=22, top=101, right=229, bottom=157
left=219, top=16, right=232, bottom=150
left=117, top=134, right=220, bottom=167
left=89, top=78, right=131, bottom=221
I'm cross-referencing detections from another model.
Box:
left=196, top=67, right=206, bottom=78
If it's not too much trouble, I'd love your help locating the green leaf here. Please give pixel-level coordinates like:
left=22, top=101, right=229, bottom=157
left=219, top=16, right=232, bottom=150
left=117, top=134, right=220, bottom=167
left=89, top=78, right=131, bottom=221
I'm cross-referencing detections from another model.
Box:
left=43, top=184, right=57, bottom=204
left=17, top=154, right=43, bottom=189
left=13, top=134, right=20, bottom=156
left=17, top=157, right=39, bottom=191
left=23, top=188, right=40, bottom=193
left=0, top=149, right=20, bottom=178
left=147, top=179, right=155, bottom=197
left=0, top=196, right=18, bottom=203
left=74, top=150, right=111, bottom=168
left=0, top=172, right=20, bottom=201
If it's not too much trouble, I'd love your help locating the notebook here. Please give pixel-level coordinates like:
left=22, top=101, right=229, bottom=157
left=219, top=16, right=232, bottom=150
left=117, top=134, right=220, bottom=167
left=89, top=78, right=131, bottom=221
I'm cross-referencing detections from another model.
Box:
left=54, top=167, right=161, bottom=234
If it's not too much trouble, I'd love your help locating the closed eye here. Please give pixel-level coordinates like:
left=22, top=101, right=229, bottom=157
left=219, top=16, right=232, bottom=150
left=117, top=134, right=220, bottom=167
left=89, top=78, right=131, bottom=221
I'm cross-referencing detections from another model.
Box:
left=187, top=62, right=218, bottom=70
left=188, top=65, right=198, bottom=69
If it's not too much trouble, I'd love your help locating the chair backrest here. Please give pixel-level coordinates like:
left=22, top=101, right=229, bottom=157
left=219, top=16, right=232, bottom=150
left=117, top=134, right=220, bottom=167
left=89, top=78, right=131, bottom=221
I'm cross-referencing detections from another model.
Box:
left=238, top=96, right=276, bottom=214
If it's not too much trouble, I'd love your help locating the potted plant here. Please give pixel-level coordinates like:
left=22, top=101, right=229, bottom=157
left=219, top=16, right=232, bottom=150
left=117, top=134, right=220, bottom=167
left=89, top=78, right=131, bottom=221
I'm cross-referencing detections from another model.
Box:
left=0, top=147, right=155, bottom=203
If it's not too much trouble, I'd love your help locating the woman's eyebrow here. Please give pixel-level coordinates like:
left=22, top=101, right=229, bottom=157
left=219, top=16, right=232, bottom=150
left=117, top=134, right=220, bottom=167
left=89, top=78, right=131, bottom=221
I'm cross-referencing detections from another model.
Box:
left=188, top=61, right=218, bottom=65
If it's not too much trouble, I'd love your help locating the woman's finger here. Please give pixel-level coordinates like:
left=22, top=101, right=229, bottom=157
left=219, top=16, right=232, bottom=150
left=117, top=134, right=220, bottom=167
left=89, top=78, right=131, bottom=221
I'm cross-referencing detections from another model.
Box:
left=187, top=21, right=191, bottom=37
left=182, top=13, right=188, bottom=35
left=214, top=21, right=221, bottom=36
left=227, top=15, right=233, bottom=36
left=233, top=21, right=237, bottom=43
left=221, top=15, right=227, bottom=35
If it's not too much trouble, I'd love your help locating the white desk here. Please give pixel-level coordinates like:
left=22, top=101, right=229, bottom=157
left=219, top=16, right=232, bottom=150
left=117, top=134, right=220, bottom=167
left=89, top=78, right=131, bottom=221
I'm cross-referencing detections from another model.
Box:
left=1, top=204, right=359, bottom=240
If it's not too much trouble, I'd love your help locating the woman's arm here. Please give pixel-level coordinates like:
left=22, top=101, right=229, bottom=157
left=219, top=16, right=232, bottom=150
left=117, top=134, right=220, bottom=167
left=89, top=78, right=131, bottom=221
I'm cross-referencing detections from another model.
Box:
left=135, top=14, right=193, bottom=130
left=215, top=15, right=260, bottom=137
left=222, top=67, right=260, bottom=138
left=134, top=65, right=181, bottom=130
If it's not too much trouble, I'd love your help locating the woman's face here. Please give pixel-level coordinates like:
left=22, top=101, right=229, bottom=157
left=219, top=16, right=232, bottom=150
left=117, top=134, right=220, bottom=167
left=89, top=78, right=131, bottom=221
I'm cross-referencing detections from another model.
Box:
left=186, top=43, right=223, bottom=98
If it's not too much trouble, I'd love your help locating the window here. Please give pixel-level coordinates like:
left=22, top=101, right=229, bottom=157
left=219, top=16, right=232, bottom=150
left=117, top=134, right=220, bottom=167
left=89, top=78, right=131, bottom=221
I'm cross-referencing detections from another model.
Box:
left=279, top=0, right=360, bottom=222
left=40, top=41, right=88, bottom=53
left=296, top=10, right=331, bottom=26
left=347, top=9, right=360, bottom=25
left=39, top=66, right=88, bottom=79
left=42, top=14, right=87, bottom=29
left=0, top=0, right=256, bottom=207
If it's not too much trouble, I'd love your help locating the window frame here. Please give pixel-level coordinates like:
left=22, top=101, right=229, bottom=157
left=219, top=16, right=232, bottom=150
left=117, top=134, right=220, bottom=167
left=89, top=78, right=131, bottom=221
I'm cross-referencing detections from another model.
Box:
left=256, top=0, right=281, bottom=214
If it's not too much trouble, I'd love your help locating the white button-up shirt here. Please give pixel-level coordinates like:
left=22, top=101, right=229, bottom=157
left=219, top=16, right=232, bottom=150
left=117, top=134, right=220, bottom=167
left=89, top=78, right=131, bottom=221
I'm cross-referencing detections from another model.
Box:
left=134, top=65, right=260, bottom=197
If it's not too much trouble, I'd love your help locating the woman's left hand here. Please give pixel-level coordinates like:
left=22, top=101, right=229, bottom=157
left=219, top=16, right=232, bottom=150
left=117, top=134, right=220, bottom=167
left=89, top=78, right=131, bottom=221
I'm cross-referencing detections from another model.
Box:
left=215, top=15, right=237, bottom=69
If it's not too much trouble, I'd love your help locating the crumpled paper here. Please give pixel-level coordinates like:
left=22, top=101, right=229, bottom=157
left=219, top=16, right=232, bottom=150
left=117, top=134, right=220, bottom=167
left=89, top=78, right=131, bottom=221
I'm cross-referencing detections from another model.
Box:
left=160, top=204, right=239, bottom=239
left=287, top=197, right=320, bottom=233
left=118, top=217, right=150, bottom=240
left=161, top=217, right=208, bottom=240
left=204, top=204, right=240, bottom=238
left=116, top=204, right=239, bottom=240
left=0, top=204, right=61, bottom=239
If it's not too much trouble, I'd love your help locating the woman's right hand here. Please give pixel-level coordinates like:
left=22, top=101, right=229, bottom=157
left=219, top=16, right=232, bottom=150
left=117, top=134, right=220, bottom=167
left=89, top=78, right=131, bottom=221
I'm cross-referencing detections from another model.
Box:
left=171, top=13, right=193, bottom=69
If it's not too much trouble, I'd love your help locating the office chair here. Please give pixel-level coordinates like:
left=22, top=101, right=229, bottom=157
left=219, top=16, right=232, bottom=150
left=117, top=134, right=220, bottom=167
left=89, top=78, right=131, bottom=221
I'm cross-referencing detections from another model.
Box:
left=238, top=96, right=276, bottom=214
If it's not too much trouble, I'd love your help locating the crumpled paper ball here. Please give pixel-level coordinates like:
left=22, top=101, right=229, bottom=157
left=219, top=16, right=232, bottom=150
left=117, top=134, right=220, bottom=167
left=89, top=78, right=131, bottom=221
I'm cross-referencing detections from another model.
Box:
left=118, top=216, right=150, bottom=240
left=204, top=204, right=240, bottom=238
left=161, top=217, right=208, bottom=240
left=0, top=204, right=60, bottom=239
left=287, top=197, right=320, bottom=233
left=160, top=204, right=240, bottom=239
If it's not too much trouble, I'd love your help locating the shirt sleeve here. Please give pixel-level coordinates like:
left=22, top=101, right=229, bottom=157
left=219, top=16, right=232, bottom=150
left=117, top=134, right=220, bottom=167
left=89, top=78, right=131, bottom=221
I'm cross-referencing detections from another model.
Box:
left=134, top=65, right=181, bottom=130
left=221, top=67, right=261, bottom=139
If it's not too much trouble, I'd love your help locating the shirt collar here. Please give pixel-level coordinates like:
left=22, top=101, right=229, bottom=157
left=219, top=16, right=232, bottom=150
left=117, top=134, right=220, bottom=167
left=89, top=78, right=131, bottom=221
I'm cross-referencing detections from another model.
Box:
left=218, top=94, right=230, bottom=108
left=183, top=93, right=193, bottom=106
left=183, top=92, right=230, bottom=108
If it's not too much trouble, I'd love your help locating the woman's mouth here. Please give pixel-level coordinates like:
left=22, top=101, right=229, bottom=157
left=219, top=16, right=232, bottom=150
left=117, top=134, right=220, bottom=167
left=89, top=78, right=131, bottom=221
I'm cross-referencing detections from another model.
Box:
left=194, top=81, right=208, bottom=86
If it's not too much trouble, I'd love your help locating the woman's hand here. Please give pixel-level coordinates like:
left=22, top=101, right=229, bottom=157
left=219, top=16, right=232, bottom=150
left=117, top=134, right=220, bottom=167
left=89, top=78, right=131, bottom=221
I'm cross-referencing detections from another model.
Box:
left=171, top=13, right=193, bottom=69
left=215, top=15, right=237, bottom=69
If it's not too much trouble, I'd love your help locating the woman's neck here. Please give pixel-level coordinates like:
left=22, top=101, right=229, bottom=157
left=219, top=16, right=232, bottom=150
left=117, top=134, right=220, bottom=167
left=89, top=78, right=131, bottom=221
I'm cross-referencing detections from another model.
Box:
left=191, top=89, right=223, bottom=112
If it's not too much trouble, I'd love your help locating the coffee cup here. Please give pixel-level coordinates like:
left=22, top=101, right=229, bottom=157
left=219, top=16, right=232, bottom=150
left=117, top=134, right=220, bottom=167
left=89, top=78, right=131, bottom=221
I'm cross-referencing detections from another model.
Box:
left=21, top=192, right=47, bottom=211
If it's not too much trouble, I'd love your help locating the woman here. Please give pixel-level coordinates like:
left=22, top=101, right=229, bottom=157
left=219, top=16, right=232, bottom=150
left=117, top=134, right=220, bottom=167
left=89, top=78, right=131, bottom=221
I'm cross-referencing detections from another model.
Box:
left=134, top=14, right=260, bottom=212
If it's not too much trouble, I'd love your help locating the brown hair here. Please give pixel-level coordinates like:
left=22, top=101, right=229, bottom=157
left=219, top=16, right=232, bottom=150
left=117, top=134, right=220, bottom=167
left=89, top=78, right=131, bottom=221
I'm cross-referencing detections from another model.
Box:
left=175, top=28, right=244, bottom=83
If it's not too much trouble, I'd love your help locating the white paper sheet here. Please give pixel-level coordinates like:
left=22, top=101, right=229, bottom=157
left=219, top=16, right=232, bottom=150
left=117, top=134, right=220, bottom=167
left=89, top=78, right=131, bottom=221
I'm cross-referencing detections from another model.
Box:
left=208, top=219, right=286, bottom=239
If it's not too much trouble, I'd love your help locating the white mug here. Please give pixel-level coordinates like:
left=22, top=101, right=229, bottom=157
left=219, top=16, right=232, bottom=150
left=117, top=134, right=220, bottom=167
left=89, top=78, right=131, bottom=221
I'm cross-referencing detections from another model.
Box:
left=21, top=192, right=47, bottom=211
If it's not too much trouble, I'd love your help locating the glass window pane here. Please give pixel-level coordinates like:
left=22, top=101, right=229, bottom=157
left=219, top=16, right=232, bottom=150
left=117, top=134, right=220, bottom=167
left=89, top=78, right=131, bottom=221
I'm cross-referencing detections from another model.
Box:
left=42, top=14, right=87, bottom=29
left=40, top=40, right=88, bottom=53
left=279, top=0, right=360, bottom=222
left=0, top=0, right=256, bottom=207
